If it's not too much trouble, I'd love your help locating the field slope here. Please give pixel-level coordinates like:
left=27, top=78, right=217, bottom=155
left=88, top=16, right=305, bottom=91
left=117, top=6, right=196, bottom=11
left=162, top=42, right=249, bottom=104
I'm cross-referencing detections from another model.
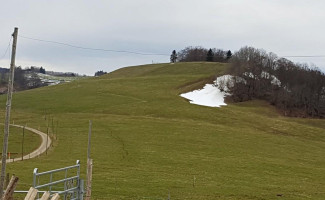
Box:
left=1, top=62, right=325, bottom=199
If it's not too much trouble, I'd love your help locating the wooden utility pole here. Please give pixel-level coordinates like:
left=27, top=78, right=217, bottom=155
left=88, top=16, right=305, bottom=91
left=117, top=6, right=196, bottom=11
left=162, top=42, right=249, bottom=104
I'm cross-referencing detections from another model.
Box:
left=0, top=27, right=18, bottom=199
left=5, top=174, right=9, bottom=189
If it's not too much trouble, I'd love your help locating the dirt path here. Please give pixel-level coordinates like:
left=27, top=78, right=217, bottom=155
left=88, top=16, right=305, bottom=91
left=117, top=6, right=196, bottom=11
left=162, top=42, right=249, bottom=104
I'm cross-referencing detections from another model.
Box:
left=5, top=124, right=52, bottom=163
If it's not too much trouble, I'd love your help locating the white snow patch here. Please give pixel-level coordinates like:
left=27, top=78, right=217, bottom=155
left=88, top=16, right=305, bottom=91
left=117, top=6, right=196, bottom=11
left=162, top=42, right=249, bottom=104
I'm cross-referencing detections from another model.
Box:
left=180, top=80, right=228, bottom=108
left=261, top=71, right=271, bottom=79
left=261, top=71, right=281, bottom=86
left=216, top=75, right=234, bottom=91
left=243, top=72, right=255, bottom=78
left=216, top=74, right=233, bottom=83
left=270, top=75, right=281, bottom=86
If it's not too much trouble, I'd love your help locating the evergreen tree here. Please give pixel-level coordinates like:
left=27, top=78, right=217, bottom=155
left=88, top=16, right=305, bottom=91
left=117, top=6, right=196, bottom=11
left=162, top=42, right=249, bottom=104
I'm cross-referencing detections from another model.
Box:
left=39, top=67, right=46, bottom=74
left=170, top=50, right=177, bottom=63
left=226, top=50, right=232, bottom=60
left=94, top=70, right=107, bottom=76
left=206, top=48, right=214, bottom=62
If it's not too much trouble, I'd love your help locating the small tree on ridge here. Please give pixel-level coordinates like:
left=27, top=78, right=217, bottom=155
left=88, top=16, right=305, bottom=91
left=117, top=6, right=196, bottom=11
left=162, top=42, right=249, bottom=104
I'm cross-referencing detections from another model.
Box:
left=170, top=50, right=177, bottom=63
left=206, top=48, right=214, bottom=62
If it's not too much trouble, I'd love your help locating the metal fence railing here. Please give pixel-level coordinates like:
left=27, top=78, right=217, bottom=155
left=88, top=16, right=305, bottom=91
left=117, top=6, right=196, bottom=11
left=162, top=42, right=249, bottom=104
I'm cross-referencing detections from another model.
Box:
left=32, top=160, right=84, bottom=200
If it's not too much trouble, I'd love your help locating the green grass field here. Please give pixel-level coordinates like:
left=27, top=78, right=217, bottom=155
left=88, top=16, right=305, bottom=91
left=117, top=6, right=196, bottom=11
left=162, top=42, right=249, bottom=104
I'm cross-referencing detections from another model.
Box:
left=0, top=62, right=325, bottom=199
left=0, top=125, right=41, bottom=159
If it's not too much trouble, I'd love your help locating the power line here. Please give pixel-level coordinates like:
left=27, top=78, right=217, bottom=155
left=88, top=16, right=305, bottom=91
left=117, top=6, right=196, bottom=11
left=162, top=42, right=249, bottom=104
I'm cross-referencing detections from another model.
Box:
left=13, top=34, right=325, bottom=59
left=282, top=55, right=325, bottom=58
left=0, top=37, right=12, bottom=60
left=18, top=35, right=169, bottom=56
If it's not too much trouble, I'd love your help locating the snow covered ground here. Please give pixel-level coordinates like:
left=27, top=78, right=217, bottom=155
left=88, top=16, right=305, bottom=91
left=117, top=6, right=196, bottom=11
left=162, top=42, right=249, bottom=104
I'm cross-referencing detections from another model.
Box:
left=180, top=72, right=281, bottom=108
left=36, top=73, right=81, bottom=86
left=180, top=75, right=230, bottom=107
left=37, top=73, right=64, bottom=86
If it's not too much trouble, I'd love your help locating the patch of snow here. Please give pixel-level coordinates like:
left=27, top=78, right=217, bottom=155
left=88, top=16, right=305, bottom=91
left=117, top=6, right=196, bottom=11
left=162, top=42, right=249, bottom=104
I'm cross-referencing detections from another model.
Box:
left=261, top=71, right=271, bottom=79
left=180, top=80, right=228, bottom=108
left=216, top=74, right=247, bottom=90
left=37, top=73, right=50, bottom=77
left=239, top=71, right=282, bottom=87
left=180, top=71, right=282, bottom=108
left=216, top=75, right=233, bottom=85
left=215, top=75, right=235, bottom=91
left=270, top=75, right=281, bottom=86
left=46, top=80, right=61, bottom=86
left=243, top=72, right=255, bottom=78
left=261, top=71, right=281, bottom=86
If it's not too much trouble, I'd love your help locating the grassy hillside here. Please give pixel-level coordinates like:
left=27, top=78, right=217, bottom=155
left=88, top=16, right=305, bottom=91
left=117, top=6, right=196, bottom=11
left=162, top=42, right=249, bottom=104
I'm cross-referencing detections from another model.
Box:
left=1, top=62, right=325, bottom=199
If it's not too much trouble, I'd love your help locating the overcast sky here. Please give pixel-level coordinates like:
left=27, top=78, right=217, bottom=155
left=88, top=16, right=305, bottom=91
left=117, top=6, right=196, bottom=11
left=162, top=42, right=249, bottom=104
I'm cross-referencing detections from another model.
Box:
left=0, top=0, right=325, bottom=75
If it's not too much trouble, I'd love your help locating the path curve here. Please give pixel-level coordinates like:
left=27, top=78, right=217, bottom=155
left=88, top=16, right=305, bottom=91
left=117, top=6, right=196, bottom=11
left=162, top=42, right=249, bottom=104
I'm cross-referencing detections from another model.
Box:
left=4, top=124, right=52, bottom=163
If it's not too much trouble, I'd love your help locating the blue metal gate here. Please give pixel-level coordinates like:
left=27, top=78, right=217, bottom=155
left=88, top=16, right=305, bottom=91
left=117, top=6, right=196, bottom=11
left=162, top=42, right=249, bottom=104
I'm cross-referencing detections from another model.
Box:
left=32, top=160, right=84, bottom=200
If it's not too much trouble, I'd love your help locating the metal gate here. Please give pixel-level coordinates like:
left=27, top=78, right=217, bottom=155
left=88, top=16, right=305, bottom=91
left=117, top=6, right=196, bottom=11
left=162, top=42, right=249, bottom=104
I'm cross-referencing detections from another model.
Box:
left=32, top=160, right=84, bottom=200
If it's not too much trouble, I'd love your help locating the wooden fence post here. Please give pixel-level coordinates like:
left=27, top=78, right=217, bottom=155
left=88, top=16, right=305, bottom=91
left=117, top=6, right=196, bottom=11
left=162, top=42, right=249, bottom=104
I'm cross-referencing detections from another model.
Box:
left=23, top=188, right=60, bottom=200
left=24, top=187, right=38, bottom=200
left=3, top=175, right=19, bottom=200
left=40, top=191, right=50, bottom=200
left=85, top=158, right=93, bottom=200
left=86, top=120, right=93, bottom=200
left=50, top=193, right=60, bottom=200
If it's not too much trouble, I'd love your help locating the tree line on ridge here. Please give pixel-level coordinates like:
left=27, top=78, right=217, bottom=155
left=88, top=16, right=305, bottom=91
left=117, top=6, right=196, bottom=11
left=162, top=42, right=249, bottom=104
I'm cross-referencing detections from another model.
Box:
left=170, top=46, right=232, bottom=63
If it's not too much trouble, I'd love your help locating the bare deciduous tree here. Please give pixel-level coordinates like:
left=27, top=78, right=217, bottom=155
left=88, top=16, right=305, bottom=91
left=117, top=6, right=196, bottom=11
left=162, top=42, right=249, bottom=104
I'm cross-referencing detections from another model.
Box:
left=227, top=46, right=325, bottom=118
